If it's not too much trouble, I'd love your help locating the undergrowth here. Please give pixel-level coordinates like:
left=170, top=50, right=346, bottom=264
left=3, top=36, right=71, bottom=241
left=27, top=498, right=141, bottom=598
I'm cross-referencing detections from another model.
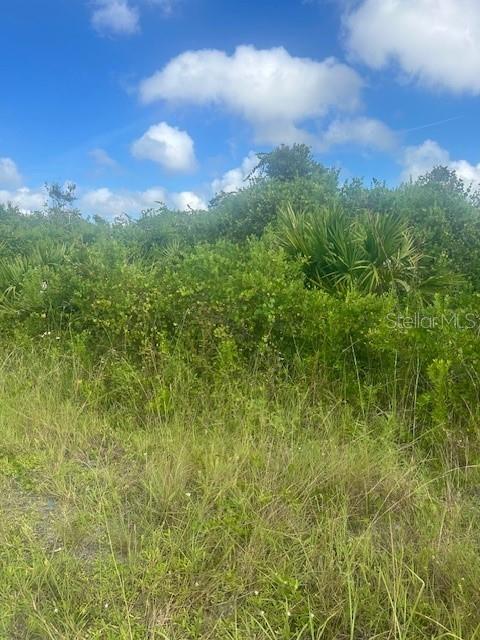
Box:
left=1, top=348, right=480, bottom=639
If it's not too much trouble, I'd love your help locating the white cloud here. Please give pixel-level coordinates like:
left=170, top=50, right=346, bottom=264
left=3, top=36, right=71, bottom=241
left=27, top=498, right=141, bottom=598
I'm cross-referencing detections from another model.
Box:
left=169, top=191, right=207, bottom=210
left=131, top=122, right=196, bottom=172
left=89, top=148, right=118, bottom=170
left=317, top=117, right=397, bottom=152
left=0, top=157, right=22, bottom=189
left=450, top=159, right=480, bottom=187
left=80, top=185, right=206, bottom=218
left=139, top=45, right=363, bottom=144
left=401, top=139, right=480, bottom=187
left=401, top=140, right=450, bottom=181
left=80, top=187, right=157, bottom=217
left=345, top=0, right=480, bottom=93
left=91, top=0, right=139, bottom=36
left=0, top=187, right=45, bottom=213
left=211, top=152, right=258, bottom=195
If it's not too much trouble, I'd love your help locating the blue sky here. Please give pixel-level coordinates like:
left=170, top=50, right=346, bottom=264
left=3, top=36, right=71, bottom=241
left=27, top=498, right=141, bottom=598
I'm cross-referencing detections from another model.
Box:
left=1, top=0, right=479, bottom=216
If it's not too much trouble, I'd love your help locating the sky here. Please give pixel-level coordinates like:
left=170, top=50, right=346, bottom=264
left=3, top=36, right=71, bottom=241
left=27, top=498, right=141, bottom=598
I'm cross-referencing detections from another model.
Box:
left=1, top=0, right=480, bottom=217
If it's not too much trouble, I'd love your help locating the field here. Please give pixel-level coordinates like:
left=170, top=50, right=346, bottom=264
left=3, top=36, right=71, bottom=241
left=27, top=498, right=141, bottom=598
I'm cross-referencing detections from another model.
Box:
left=1, top=349, right=480, bottom=639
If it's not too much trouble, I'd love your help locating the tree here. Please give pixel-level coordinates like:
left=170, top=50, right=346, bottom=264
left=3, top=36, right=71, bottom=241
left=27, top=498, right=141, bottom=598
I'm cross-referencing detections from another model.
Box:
left=46, top=182, right=77, bottom=210
left=252, top=144, right=334, bottom=182
left=416, top=166, right=469, bottom=198
left=44, top=182, right=81, bottom=223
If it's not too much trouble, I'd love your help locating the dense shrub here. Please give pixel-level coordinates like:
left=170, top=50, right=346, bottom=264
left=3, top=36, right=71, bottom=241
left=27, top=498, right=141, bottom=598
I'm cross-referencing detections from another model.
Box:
left=2, top=145, right=480, bottom=436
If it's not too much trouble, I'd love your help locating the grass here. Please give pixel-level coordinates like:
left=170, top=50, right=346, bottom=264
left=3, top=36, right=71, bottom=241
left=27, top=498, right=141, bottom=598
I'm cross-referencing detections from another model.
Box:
left=1, top=349, right=480, bottom=638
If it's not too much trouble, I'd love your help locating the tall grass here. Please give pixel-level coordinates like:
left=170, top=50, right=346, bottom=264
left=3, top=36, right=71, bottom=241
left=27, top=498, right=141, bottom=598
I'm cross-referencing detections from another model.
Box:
left=1, top=348, right=480, bottom=638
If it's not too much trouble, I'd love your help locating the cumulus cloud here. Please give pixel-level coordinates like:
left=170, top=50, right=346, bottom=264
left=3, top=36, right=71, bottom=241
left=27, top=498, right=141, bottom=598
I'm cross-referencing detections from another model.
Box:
left=401, top=140, right=450, bottom=181
left=0, top=186, right=45, bottom=213
left=80, top=185, right=206, bottom=217
left=0, top=158, right=45, bottom=212
left=131, top=122, right=197, bottom=172
left=139, top=45, right=363, bottom=144
left=91, top=0, right=139, bottom=36
left=317, top=117, right=397, bottom=152
left=450, top=159, right=480, bottom=187
left=401, top=139, right=480, bottom=187
left=345, top=0, right=480, bottom=93
left=169, top=191, right=207, bottom=210
left=80, top=187, right=158, bottom=217
left=0, top=157, right=22, bottom=189
left=211, top=152, right=258, bottom=195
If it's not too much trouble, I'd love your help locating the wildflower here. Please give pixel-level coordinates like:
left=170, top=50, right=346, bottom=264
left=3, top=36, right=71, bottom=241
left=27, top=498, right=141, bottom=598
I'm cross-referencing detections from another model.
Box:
left=254, top=590, right=259, bottom=596
left=104, top=602, right=109, bottom=609
left=185, top=492, right=191, bottom=497
left=194, top=581, right=200, bottom=587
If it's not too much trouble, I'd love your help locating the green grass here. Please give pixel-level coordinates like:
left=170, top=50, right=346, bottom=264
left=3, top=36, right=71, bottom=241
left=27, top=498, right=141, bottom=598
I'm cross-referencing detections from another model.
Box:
left=1, top=349, right=480, bottom=639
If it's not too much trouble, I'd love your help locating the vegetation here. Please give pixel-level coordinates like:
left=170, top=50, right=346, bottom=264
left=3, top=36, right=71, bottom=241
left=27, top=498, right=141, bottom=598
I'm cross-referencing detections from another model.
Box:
left=2, top=146, right=480, bottom=638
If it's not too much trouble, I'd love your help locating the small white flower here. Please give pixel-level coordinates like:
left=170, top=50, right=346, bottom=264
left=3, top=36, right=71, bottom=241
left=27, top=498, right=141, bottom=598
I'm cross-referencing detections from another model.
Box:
left=54, top=607, right=58, bottom=613
left=194, top=581, right=200, bottom=587
left=185, top=492, right=191, bottom=497
left=104, top=603, right=109, bottom=609
left=254, top=590, right=259, bottom=596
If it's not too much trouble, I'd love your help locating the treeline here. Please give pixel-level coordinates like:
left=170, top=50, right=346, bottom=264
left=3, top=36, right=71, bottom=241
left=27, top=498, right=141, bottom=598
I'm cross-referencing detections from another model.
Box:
left=2, top=144, right=480, bottom=440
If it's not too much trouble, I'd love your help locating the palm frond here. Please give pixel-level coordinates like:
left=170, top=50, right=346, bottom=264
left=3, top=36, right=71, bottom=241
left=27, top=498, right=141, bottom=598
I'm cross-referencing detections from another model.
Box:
left=277, top=203, right=454, bottom=299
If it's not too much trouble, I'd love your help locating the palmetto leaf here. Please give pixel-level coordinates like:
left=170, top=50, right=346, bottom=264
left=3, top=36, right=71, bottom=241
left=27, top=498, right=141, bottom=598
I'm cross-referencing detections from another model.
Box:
left=0, top=242, right=70, bottom=316
left=0, top=255, right=31, bottom=295
left=277, top=203, right=452, bottom=298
